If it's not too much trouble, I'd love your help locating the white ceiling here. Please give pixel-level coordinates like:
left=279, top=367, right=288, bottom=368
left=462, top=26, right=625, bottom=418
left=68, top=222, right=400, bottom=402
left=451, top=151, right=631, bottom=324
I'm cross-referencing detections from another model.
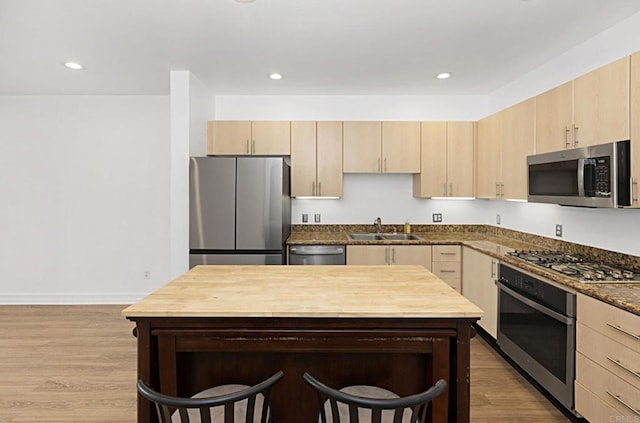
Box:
left=2, top=0, right=640, bottom=96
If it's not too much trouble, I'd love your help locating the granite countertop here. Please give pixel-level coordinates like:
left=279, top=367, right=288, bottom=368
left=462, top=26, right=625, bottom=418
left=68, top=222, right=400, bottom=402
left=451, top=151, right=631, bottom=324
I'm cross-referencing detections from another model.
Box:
left=122, top=265, right=484, bottom=319
left=286, top=227, right=640, bottom=316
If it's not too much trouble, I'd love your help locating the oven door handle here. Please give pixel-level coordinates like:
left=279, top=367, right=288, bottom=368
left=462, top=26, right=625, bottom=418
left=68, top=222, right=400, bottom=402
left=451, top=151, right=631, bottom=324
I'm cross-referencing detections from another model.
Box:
left=498, top=282, right=574, bottom=325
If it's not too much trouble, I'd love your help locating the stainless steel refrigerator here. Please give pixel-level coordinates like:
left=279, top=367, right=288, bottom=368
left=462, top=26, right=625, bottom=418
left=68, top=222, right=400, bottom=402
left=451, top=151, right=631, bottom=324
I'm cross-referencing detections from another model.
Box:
left=189, top=157, right=291, bottom=267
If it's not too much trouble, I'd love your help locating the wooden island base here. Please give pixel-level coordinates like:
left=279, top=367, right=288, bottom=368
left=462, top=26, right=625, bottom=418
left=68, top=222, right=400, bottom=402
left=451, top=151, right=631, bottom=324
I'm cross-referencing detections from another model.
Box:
left=124, top=266, right=482, bottom=423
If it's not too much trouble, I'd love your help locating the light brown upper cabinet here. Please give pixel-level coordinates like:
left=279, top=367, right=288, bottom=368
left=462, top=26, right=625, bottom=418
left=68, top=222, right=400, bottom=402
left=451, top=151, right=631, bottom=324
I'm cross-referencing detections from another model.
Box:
left=290, top=121, right=343, bottom=198
left=207, top=121, right=291, bottom=155
left=573, top=56, right=630, bottom=147
left=476, top=112, right=503, bottom=199
left=630, top=51, right=640, bottom=207
left=476, top=99, right=534, bottom=201
left=343, top=121, right=420, bottom=173
left=501, top=98, right=535, bottom=200
left=535, top=81, right=573, bottom=154
left=413, top=122, right=474, bottom=198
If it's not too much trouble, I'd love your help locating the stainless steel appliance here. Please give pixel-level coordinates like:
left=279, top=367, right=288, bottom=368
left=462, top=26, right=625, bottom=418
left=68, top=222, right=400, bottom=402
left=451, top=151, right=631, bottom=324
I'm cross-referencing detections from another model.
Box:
left=289, top=245, right=346, bottom=265
left=506, top=250, right=639, bottom=283
left=527, top=140, right=631, bottom=207
left=189, top=157, right=291, bottom=267
left=497, top=263, right=576, bottom=411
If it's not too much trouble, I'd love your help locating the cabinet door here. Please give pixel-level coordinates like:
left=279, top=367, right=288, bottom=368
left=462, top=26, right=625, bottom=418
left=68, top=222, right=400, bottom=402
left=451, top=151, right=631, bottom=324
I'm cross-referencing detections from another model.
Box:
left=501, top=98, right=535, bottom=200
left=346, top=245, right=388, bottom=265
left=413, top=122, right=447, bottom=198
left=390, top=245, right=432, bottom=269
left=381, top=122, right=421, bottom=173
left=290, top=121, right=317, bottom=197
left=446, top=122, right=475, bottom=197
left=251, top=121, right=291, bottom=155
left=574, top=56, right=630, bottom=147
left=343, top=121, right=382, bottom=173
left=535, top=81, right=573, bottom=153
left=630, top=52, right=640, bottom=207
left=462, top=247, right=498, bottom=339
left=207, top=121, right=252, bottom=155
left=317, top=121, right=343, bottom=197
left=476, top=113, right=502, bottom=199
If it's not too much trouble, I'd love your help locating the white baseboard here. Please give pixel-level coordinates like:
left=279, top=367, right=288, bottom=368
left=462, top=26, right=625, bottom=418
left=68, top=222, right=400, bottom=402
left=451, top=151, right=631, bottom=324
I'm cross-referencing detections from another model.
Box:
left=0, top=293, right=148, bottom=305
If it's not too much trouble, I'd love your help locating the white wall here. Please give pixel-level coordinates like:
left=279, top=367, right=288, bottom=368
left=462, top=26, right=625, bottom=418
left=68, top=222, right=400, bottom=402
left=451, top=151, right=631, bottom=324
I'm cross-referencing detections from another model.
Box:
left=0, top=96, right=170, bottom=303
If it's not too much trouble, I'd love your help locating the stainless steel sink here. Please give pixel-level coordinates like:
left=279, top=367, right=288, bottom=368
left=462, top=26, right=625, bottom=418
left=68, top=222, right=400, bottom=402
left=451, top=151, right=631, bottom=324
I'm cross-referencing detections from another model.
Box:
left=346, top=232, right=422, bottom=241
left=380, top=233, right=422, bottom=241
left=346, top=233, right=384, bottom=241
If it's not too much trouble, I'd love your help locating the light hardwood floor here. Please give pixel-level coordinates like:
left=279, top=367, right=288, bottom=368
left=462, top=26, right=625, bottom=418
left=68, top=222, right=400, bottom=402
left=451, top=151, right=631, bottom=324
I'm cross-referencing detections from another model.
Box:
left=0, top=305, right=569, bottom=423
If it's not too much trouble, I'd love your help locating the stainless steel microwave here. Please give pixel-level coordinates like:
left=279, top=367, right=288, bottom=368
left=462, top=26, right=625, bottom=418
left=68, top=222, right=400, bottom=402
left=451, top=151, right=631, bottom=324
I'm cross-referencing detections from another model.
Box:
left=527, top=140, right=631, bottom=208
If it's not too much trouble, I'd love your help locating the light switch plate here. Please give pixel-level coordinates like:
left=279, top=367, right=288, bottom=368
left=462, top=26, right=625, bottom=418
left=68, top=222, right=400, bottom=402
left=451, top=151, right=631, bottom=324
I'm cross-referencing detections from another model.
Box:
left=314, top=214, right=321, bottom=223
left=555, top=224, right=563, bottom=237
left=432, top=213, right=442, bottom=223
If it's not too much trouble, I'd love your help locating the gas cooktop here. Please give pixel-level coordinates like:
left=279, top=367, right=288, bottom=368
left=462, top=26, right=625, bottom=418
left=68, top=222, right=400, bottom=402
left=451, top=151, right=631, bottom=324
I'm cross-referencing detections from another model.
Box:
left=507, top=250, right=640, bottom=284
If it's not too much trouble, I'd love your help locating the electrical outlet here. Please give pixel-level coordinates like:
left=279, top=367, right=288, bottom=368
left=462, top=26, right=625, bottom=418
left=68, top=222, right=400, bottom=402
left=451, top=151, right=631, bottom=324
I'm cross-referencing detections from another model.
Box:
left=432, top=213, right=442, bottom=223
left=144, top=270, right=150, bottom=280
left=314, top=213, right=321, bottom=223
left=302, top=213, right=308, bottom=223
left=496, top=214, right=501, bottom=225
left=555, top=224, right=563, bottom=237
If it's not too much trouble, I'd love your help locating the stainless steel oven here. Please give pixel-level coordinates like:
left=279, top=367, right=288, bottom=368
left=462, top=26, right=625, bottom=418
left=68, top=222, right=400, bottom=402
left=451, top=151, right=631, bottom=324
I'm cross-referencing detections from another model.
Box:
left=497, top=264, right=576, bottom=411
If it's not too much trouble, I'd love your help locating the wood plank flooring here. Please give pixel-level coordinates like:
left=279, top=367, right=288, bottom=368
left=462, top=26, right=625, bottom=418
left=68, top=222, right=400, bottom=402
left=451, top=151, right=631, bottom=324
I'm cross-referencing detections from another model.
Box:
left=0, top=305, right=569, bottom=422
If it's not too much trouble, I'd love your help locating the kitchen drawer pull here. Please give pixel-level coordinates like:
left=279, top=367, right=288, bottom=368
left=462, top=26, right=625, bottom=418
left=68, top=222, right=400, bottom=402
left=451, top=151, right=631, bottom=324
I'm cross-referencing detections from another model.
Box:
left=318, top=182, right=322, bottom=196
left=607, top=357, right=640, bottom=379
left=606, top=323, right=640, bottom=341
left=606, top=392, right=640, bottom=416
left=246, top=139, right=250, bottom=154
left=439, top=252, right=457, bottom=256
left=438, top=270, right=457, bottom=273
left=564, top=126, right=570, bottom=148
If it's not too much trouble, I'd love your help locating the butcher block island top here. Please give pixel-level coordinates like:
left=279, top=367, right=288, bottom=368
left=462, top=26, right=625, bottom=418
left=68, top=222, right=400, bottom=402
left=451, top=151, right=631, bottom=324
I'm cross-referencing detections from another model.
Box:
left=122, top=265, right=484, bottom=318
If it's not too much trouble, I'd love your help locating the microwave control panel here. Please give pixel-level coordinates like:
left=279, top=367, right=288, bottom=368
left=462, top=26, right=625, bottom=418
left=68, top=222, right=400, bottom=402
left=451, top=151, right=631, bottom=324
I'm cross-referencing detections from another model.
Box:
left=594, top=157, right=611, bottom=196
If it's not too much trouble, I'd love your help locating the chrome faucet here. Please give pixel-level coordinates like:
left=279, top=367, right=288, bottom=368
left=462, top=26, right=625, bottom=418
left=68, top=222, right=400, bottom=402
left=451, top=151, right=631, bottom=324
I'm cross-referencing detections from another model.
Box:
left=374, top=217, right=382, bottom=233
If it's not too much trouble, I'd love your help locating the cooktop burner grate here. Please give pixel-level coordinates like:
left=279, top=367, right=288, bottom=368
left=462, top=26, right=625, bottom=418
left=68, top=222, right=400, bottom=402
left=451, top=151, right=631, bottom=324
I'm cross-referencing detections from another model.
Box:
left=506, top=250, right=639, bottom=283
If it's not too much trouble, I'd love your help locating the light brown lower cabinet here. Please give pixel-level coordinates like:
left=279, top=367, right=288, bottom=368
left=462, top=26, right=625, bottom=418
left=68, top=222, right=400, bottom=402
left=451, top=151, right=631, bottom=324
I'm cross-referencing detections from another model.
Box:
left=575, top=293, right=640, bottom=422
left=346, top=245, right=431, bottom=270
left=461, top=247, right=498, bottom=338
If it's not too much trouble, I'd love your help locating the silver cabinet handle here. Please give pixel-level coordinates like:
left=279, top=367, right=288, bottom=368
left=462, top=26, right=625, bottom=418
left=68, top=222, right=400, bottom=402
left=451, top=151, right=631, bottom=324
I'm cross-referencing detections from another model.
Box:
left=632, top=178, right=638, bottom=203
left=385, top=248, right=389, bottom=264
left=606, top=356, right=640, bottom=379
left=606, top=392, right=640, bottom=416
left=572, top=124, right=579, bottom=147
left=384, top=158, right=387, bottom=172
left=318, top=182, right=322, bottom=196
left=606, top=323, right=640, bottom=341
left=500, top=183, right=505, bottom=198
left=391, top=248, right=395, bottom=264
left=496, top=182, right=500, bottom=197
left=439, top=252, right=457, bottom=256
left=443, top=183, right=447, bottom=197
left=252, top=139, right=255, bottom=154
left=449, top=183, right=453, bottom=197
left=246, top=139, right=250, bottom=154
left=378, top=158, right=381, bottom=172
left=439, top=270, right=457, bottom=273
left=491, top=259, right=496, bottom=278
left=564, top=126, right=570, bottom=148
left=312, top=181, right=316, bottom=196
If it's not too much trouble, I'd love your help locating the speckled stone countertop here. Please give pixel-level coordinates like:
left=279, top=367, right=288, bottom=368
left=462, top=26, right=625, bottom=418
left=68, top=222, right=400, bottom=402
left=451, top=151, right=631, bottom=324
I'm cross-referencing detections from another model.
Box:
left=286, top=224, right=640, bottom=316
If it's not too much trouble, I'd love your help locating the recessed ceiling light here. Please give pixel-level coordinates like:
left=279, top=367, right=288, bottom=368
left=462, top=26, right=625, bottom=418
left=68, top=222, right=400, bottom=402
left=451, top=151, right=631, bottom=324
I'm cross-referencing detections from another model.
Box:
left=64, top=62, right=84, bottom=70
left=436, top=72, right=451, bottom=80
left=269, top=73, right=283, bottom=80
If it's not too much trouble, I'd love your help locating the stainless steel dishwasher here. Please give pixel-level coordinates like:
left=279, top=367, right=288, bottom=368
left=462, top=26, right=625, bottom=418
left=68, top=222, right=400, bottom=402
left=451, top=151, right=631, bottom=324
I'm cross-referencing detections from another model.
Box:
left=288, top=245, right=346, bottom=265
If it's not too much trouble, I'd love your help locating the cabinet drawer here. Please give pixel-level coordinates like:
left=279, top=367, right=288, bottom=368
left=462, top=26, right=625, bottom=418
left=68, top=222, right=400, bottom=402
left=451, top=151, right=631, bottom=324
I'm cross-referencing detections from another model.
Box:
left=440, top=277, right=461, bottom=292
left=576, top=353, right=640, bottom=417
left=577, top=323, right=640, bottom=390
left=575, top=381, right=628, bottom=423
left=431, top=261, right=461, bottom=279
left=432, top=245, right=461, bottom=262
left=578, top=294, right=640, bottom=354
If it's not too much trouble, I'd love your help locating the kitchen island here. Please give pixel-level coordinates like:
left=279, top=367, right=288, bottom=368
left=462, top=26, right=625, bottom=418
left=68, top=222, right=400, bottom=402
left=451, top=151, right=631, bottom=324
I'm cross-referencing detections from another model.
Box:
left=122, top=265, right=483, bottom=423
